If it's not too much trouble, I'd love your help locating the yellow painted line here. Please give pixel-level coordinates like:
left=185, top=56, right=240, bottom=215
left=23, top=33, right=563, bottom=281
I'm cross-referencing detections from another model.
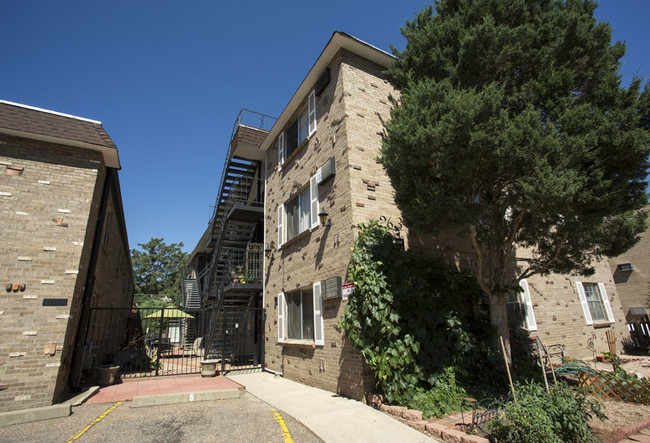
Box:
left=67, top=401, right=122, bottom=442
left=271, top=408, right=294, bottom=443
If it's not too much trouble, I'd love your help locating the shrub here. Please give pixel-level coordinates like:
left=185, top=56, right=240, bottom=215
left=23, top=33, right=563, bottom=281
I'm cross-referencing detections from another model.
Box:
left=488, top=381, right=605, bottom=443
left=408, top=367, right=467, bottom=418
left=340, top=221, right=499, bottom=415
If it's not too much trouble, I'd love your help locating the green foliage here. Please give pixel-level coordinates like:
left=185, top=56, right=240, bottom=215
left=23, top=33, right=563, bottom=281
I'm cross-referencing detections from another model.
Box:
left=340, top=221, right=502, bottom=413
left=488, top=381, right=605, bottom=443
left=132, top=295, right=170, bottom=309
left=131, top=238, right=188, bottom=303
left=508, top=328, right=545, bottom=383
left=408, top=368, right=467, bottom=419
left=381, top=0, right=649, bottom=345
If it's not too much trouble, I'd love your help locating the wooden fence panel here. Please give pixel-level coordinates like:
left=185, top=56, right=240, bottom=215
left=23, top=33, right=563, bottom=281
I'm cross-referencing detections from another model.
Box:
left=578, top=372, right=650, bottom=405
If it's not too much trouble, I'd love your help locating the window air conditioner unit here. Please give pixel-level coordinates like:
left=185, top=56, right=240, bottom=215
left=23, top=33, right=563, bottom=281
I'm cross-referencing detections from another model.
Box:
left=321, top=276, right=342, bottom=300
left=617, top=263, right=634, bottom=272
left=315, top=68, right=331, bottom=97
left=629, top=306, right=647, bottom=316
left=319, top=157, right=335, bottom=185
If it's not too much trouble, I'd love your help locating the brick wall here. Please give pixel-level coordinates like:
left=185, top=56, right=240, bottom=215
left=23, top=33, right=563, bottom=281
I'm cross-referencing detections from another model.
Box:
left=263, top=46, right=629, bottom=400
left=608, top=207, right=650, bottom=320
left=411, top=228, right=627, bottom=359
left=81, top=175, right=134, bottom=375
left=0, top=134, right=132, bottom=412
left=263, top=50, right=399, bottom=400
left=526, top=265, right=626, bottom=359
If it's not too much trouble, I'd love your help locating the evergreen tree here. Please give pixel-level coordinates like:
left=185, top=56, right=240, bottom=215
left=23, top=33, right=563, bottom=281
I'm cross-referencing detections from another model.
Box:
left=381, top=0, right=650, bottom=356
left=131, top=238, right=188, bottom=303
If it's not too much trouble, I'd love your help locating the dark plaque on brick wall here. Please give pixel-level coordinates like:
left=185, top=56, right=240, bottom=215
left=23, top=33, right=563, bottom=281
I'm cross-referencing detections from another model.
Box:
left=43, top=298, right=68, bottom=306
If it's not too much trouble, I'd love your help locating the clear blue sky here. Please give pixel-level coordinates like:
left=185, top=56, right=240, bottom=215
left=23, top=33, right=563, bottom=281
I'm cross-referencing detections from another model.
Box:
left=2, top=1, right=648, bottom=253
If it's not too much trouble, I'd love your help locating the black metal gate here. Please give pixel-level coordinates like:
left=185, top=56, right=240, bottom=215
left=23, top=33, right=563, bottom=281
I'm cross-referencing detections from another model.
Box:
left=204, top=307, right=265, bottom=373
left=82, top=307, right=208, bottom=380
left=81, top=306, right=264, bottom=381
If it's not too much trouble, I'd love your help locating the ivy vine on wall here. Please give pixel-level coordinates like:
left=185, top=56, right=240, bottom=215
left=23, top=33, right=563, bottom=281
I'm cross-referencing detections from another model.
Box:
left=340, top=220, right=498, bottom=416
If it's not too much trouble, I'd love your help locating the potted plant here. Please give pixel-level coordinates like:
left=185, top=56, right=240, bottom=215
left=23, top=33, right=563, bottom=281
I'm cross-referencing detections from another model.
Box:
left=95, top=353, right=121, bottom=385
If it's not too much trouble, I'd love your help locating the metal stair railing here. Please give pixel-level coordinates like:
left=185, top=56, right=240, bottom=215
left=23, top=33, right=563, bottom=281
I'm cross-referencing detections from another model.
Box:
left=202, top=174, right=261, bottom=300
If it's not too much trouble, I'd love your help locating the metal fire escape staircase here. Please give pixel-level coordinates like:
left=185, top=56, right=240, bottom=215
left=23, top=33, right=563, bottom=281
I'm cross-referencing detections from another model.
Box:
left=199, top=110, right=275, bottom=364
left=202, top=157, right=262, bottom=307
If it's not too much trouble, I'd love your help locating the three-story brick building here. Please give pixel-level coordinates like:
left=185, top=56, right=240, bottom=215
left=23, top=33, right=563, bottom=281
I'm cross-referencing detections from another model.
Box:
left=191, top=32, right=628, bottom=400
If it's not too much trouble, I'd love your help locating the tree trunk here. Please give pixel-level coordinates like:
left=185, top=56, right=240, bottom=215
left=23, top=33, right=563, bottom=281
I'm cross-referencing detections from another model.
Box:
left=489, top=292, right=511, bottom=364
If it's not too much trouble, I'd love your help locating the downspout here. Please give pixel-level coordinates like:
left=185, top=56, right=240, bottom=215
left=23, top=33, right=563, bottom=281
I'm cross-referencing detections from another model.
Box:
left=69, top=167, right=115, bottom=391
left=264, top=367, right=283, bottom=376
left=262, top=151, right=268, bottom=371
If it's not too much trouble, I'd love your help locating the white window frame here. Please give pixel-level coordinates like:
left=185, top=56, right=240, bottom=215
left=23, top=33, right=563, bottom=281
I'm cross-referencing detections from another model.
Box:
left=277, top=89, right=316, bottom=167
left=309, top=172, right=320, bottom=229
left=506, top=279, right=537, bottom=331
left=277, top=282, right=324, bottom=346
left=278, top=292, right=285, bottom=343
left=519, top=279, right=537, bottom=331
left=278, top=170, right=320, bottom=245
left=308, top=89, right=317, bottom=136
left=277, top=203, right=284, bottom=247
left=277, top=132, right=285, bottom=170
left=313, top=281, right=324, bottom=346
left=576, top=281, right=615, bottom=325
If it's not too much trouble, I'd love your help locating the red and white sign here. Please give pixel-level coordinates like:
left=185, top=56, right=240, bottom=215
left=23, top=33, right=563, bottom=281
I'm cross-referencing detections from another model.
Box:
left=342, top=283, right=354, bottom=302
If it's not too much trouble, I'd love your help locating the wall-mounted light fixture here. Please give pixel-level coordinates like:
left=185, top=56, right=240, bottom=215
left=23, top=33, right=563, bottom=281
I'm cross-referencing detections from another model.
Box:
left=264, top=244, right=273, bottom=258
left=318, top=209, right=330, bottom=227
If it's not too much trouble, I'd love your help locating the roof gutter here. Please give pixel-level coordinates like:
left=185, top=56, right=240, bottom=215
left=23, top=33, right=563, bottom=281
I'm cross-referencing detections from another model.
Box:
left=0, top=127, right=121, bottom=169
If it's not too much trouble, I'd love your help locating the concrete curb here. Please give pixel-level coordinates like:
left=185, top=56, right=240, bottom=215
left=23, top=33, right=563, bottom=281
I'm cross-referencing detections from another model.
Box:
left=63, top=386, right=100, bottom=406
left=0, top=403, right=71, bottom=427
left=601, top=415, right=650, bottom=443
left=131, top=387, right=243, bottom=408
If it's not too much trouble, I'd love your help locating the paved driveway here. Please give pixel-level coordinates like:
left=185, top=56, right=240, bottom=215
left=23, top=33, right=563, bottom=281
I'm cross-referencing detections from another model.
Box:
left=0, top=393, right=321, bottom=443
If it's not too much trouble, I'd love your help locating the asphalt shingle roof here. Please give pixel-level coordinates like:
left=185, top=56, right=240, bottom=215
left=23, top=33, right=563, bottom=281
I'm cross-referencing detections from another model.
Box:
left=0, top=101, right=117, bottom=150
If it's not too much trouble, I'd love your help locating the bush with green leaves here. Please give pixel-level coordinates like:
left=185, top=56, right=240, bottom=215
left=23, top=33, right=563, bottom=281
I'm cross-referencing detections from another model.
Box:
left=408, top=367, right=468, bottom=419
left=340, top=221, right=504, bottom=414
left=488, top=381, right=605, bottom=443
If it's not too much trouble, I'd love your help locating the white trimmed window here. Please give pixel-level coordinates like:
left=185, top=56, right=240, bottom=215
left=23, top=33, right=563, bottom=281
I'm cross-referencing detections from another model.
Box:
left=287, top=288, right=314, bottom=340
left=506, top=279, right=537, bottom=331
left=278, top=172, right=320, bottom=244
left=576, top=282, right=615, bottom=324
left=277, top=281, right=324, bottom=345
left=285, top=187, right=311, bottom=241
left=278, top=90, right=317, bottom=168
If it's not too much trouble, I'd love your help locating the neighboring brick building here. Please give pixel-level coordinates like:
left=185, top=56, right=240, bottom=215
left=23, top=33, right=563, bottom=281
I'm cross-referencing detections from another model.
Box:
left=190, top=32, right=628, bottom=400
left=609, top=205, right=650, bottom=322
left=0, top=101, right=133, bottom=413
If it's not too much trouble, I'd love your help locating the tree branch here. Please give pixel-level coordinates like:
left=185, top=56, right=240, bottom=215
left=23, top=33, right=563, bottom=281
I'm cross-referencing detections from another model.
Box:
left=469, top=225, right=491, bottom=296
left=536, top=230, right=570, bottom=276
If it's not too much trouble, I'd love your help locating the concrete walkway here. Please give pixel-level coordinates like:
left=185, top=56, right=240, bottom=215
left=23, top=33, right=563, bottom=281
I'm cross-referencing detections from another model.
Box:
left=85, top=374, right=241, bottom=404
left=229, top=372, right=438, bottom=443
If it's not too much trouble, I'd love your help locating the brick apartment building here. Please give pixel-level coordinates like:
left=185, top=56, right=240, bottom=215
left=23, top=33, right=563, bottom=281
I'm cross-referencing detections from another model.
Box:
left=609, top=205, right=650, bottom=322
left=189, top=32, right=628, bottom=400
left=0, top=101, right=133, bottom=413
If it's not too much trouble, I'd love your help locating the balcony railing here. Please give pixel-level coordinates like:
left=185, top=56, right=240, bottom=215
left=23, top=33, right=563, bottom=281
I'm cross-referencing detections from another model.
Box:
left=220, top=243, right=263, bottom=294
left=230, top=109, right=277, bottom=141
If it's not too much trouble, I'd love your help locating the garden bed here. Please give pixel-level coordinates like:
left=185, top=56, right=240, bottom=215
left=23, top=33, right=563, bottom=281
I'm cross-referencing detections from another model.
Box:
left=590, top=397, right=650, bottom=442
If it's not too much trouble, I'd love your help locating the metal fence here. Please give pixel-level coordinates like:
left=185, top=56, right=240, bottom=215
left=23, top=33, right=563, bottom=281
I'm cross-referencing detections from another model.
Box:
left=627, top=319, right=650, bottom=350
left=205, top=307, right=264, bottom=373
left=83, top=307, right=208, bottom=380
left=82, top=305, right=264, bottom=383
